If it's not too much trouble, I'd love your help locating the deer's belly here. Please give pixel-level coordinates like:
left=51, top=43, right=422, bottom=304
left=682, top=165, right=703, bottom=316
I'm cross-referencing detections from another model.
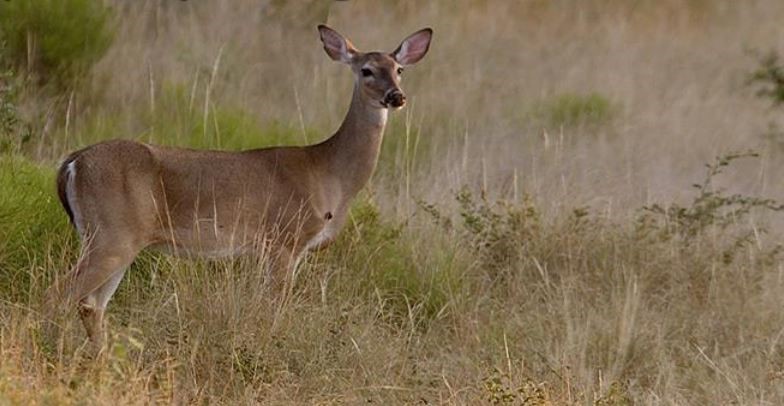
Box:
left=151, top=222, right=265, bottom=258
left=150, top=239, right=255, bottom=259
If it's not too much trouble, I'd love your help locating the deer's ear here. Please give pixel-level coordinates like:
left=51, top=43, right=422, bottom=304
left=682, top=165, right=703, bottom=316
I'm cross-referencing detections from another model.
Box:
left=318, top=25, right=357, bottom=64
left=392, top=28, right=433, bottom=66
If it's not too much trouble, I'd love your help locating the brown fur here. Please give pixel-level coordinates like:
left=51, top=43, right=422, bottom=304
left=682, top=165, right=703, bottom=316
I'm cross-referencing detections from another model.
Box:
left=55, top=25, right=433, bottom=347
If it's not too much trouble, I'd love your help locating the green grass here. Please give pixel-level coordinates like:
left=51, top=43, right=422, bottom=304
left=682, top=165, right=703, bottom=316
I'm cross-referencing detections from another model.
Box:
left=531, top=92, right=617, bottom=130
left=2, top=161, right=784, bottom=403
left=142, top=82, right=310, bottom=150
left=0, top=155, right=73, bottom=301
left=319, top=196, right=467, bottom=326
left=68, top=82, right=312, bottom=152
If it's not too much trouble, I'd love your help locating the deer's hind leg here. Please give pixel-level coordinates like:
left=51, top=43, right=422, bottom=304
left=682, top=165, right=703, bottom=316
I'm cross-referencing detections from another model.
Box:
left=70, top=236, right=142, bottom=348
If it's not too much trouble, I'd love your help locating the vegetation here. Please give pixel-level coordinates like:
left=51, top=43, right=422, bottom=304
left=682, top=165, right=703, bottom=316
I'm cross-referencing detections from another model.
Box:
left=2, top=0, right=784, bottom=404
left=0, top=156, right=73, bottom=302
left=0, top=0, right=114, bottom=88
left=0, top=63, right=30, bottom=153
left=749, top=50, right=784, bottom=152
left=532, top=92, right=617, bottom=130
left=748, top=50, right=784, bottom=106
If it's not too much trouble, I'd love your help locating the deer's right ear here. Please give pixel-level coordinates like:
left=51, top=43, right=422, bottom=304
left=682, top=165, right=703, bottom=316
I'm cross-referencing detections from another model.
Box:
left=318, top=25, right=357, bottom=64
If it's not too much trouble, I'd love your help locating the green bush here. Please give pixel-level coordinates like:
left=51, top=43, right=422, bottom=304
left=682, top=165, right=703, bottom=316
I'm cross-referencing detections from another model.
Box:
left=748, top=50, right=784, bottom=106
left=533, top=92, right=616, bottom=129
left=65, top=82, right=310, bottom=151
left=639, top=151, right=783, bottom=263
left=748, top=50, right=784, bottom=150
left=141, top=83, right=309, bottom=150
left=0, top=64, right=29, bottom=153
left=0, top=156, right=74, bottom=300
left=0, top=0, right=114, bottom=88
left=322, top=196, right=463, bottom=326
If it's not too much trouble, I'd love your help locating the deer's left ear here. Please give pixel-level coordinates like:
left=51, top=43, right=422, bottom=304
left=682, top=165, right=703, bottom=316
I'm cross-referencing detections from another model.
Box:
left=392, top=28, right=433, bottom=66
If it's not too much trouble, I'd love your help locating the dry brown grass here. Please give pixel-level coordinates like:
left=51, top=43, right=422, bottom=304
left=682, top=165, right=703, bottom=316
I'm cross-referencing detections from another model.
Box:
left=3, top=0, right=784, bottom=404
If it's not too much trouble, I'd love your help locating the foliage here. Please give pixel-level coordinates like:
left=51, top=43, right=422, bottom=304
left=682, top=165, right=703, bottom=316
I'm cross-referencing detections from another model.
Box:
left=61, top=81, right=312, bottom=152
left=323, top=196, right=462, bottom=326
left=0, top=0, right=114, bottom=88
left=639, top=151, right=783, bottom=264
left=141, top=83, right=310, bottom=150
left=0, top=156, right=73, bottom=300
left=482, top=368, right=551, bottom=405
left=748, top=50, right=784, bottom=106
left=640, top=151, right=783, bottom=239
left=748, top=50, right=784, bottom=151
left=594, top=382, right=634, bottom=406
left=532, top=92, right=616, bottom=129
left=2, top=156, right=783, bottom=403
left=0, top=59, right=31, bottom=153
left=454, top=189, right=541, bottom=273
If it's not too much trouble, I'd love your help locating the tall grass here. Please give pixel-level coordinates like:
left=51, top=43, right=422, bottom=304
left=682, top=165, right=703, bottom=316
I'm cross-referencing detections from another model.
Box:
left=2, top=0, right=784, bottom=404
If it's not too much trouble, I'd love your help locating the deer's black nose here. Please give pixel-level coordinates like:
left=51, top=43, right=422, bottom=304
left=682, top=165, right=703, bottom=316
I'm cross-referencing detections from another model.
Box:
left=384, top=90, right=406, bottom=108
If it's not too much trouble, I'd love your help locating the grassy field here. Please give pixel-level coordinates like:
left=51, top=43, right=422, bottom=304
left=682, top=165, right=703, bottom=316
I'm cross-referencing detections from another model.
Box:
left=3, top=0, right=784, bottom=404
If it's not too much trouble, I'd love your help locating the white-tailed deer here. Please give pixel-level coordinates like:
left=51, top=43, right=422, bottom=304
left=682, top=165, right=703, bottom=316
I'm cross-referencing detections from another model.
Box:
left=54, top=25, right=432, bottom=346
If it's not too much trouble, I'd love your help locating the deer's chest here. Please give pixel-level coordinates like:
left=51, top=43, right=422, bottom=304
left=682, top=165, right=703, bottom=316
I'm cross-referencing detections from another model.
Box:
left=305, top=219, right=339, bottom=252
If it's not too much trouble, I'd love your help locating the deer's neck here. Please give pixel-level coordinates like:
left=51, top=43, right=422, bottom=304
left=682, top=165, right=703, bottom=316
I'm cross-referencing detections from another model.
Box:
left=318, top=85, right=388, bottom=199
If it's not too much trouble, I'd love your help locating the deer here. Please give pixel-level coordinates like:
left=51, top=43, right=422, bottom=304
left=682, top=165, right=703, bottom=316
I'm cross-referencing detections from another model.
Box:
left=53, top=25, right=433, bottom=347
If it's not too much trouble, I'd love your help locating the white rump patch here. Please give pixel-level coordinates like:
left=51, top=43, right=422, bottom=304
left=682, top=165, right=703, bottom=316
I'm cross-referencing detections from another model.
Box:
left=65, top=160, right=85, bottom=236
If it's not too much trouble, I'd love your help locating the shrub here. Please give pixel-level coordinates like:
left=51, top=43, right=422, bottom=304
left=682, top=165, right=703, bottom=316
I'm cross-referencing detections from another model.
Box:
left=0, top=156, right=74, bottom=301
left=0, top=0, right=114, bottom=88
left=639, top=151, right=783, bottom=263
left=747, top=50, right=784, bottom=150
left=141, top=83, right=309, bottom=150
left=64, top=82, right=309, bottom=152
left=532, top=92, right=616, bottom=129
left=321, top=196, right=463, bottom=327
left=0, top=61, right=32, bottom=153
left=453, top=189, right=541, bottom=274
left=748, top=50, right=784, bottom=106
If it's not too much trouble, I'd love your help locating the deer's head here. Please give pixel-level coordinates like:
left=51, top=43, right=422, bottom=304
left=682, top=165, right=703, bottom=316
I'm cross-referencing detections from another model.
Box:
left=318, top=25, right=432, bottom=110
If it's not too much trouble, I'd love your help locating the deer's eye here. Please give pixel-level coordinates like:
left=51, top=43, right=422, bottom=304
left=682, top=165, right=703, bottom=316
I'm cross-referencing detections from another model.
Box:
left=397, top=67, right=404, bottom=75
left=361, top=68, right=373, bottom=77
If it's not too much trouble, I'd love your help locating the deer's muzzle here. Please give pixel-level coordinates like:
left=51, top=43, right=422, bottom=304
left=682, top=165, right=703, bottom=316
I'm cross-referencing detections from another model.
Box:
left=383, top=90, right=406, bottom=108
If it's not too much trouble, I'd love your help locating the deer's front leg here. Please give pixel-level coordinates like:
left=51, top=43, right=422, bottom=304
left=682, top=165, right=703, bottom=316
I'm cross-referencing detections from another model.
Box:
left=266, top=244, right=299, bottom=300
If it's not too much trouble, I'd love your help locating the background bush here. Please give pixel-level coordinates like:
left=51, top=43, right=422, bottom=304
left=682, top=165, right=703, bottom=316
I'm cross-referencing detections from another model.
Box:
left=0, top=0, right=113, bottom=88
left=0, top=156, right=73, bottom=302
left=532, top=92, right=617, bottom=130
